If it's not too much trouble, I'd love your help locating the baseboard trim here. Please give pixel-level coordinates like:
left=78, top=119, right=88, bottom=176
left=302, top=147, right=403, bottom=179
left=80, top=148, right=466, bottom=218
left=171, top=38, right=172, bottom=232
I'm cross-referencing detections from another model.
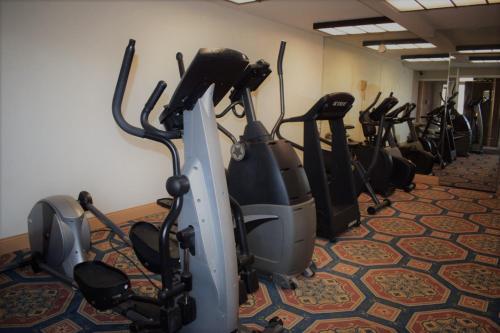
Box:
left=0, top=202, right=167, bottom=256
left=414, top=174, right=440, bottom=185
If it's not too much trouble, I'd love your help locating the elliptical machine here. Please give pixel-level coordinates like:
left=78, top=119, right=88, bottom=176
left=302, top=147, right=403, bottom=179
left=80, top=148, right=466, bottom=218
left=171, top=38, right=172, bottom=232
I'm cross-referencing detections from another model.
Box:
left=352, top=93, right=415, bottom=196
left=160, top=45, right=316, bottom=289
left=28, top=191, right=132, bottom=283
left=450, top=103, right=472, bottom=157
left=29, top=40, right=284, bottom=333
left=384, top=103, right=434, bottom=175
left=420, top=92, right=459, bottom=164
left=467, top=97, right=486, bottom=154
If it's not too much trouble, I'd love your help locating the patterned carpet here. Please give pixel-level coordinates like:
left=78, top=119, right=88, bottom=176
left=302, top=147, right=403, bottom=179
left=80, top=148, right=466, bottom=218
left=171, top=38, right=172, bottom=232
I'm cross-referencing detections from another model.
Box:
left=1, top=183, right=499, bottom=332
left=433, top=154, right=500, bottom=193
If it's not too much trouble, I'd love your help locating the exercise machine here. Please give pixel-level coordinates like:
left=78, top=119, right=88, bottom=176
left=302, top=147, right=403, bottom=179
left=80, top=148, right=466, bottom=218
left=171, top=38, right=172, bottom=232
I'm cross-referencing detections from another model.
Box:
left=384, top=103, right=434, bottom=175
left=467, top=97, right=486, bottom=154
left=450, top=104, right=472, bottom=157
left=274, top=43, right=360, bottom=240
left=160, top=46, right=316, bottom=289
left=418, top=92, right=458, bottom=165
left=277, top=92, right=361, bottom=239
left=28, top=191, right=132, bottom=283
left=222, top=52, right=316, bottom=287
left=31, top=39, right=284, bottom=333
left=353, top=93, right=415, bottom=196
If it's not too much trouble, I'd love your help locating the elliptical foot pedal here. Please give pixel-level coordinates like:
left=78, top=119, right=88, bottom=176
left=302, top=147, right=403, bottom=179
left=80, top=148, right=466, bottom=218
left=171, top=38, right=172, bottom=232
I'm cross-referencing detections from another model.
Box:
left=156, top=197, right=173, bottom=209
left=130, top=222, right=179, bottom=274
left=74, top=261, right=131, bottom=310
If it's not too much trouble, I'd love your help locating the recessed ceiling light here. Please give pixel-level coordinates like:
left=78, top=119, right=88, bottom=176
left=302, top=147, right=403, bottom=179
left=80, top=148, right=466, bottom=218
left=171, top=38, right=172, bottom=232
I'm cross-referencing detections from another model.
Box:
left=226, top=0, right=258, bottom=4
left=318, top=28, right=347, bottom=36
left=313, top=17, right=407, bottom=36
left=386, top=0, right=493, bottom=11
left=363, top=38, right=436, bottom=50
left=469, top=55, right=500, bottom=63
left=414, top=43, right=437, bottom=48
left=453, top=0, right=487, bottom=6
left=375, top=22, right=407, bottom=31
left=357, top=24, right=386, bottom=33
left=386, top=0, right=424, bottom=11
left=457, top=44, right=500, bottom=53
left=337, top=26, right=368, bottom=34
left=401, top=54, right=451, bottom=62
left=397, top=43, right=419, bottom=49
left=418, top=0, right=453, bottom=9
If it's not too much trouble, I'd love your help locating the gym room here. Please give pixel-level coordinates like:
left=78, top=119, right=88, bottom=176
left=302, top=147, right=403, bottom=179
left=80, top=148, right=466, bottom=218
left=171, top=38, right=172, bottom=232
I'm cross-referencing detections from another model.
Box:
left=0, top=0, right=499, bottom=332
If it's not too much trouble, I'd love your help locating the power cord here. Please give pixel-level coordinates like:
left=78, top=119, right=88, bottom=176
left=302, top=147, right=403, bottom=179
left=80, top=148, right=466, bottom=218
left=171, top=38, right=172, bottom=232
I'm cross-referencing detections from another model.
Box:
left=90, top=227, right=160, bottom=291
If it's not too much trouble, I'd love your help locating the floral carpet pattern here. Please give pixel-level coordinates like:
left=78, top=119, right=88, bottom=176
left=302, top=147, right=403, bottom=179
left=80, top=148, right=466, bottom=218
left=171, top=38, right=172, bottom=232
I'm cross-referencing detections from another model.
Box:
left=0, top=183, right=499, bottom=332
left=433, top=153, right=500, bottom=192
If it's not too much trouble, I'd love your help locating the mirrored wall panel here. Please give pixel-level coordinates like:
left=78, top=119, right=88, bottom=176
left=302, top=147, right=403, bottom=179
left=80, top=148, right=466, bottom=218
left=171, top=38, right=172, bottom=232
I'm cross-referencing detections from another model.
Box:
left=431, top=53, right=500, bottom=192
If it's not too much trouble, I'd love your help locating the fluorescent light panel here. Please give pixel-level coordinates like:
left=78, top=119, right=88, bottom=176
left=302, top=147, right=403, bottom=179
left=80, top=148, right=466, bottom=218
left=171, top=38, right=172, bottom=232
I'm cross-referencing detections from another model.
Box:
left=226, top=0, right=257, bottom=4
left=313, top=17, right=407, bottom=36
left=453, top=0, right=487, bottom=5
left=469, top=56, right=500, bottom=63
left=401, top=54, right=451, bottom=62
left=376, top=22, right=407, bottom=31
left=418, top=0, right=454, bottom=9
left=457, top=44, right=500, bottom=53
left=386, top=0, right=494, bottom=11
left=363, top=38, right=436, bottom=50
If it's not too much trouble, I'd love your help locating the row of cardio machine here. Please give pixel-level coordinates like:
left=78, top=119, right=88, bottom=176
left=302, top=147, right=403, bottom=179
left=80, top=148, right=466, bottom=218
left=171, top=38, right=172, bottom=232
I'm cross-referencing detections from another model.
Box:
left=24, top=39, right=420, bottom=333
left=415, top=90, right=488, bottom=169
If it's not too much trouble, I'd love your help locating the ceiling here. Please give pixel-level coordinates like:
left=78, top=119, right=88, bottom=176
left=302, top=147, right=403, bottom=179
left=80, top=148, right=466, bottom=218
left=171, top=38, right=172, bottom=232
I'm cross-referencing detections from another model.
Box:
left=212, top=0, right=500, bottom=71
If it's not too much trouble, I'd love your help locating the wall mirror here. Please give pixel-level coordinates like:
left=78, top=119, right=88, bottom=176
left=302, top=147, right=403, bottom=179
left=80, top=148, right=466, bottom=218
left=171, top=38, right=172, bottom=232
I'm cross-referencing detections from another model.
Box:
left=431, top=52, right=500, bottom=192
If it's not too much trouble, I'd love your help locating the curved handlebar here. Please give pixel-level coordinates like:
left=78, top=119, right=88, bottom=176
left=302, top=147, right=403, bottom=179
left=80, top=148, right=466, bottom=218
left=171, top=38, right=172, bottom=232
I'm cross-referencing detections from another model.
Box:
left=140, top=81, right=167, bottom=135
left=176, top=52, right=185, bottom=77
left=271, top=41, right=287, bottom=139
left=112, top=39, right=175, bottom=141
left=112, top=39, right=147, bottom=139
left=448, top=91, right=458, bottom=101
left=363, top=92, right=381, bottom=112
left=277, top=41, right=286, bottom=75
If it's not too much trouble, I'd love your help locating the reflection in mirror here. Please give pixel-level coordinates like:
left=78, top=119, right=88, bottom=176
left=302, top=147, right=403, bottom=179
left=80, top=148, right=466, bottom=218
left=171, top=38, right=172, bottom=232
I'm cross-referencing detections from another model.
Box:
left=432, top=52, right=500, bottom=193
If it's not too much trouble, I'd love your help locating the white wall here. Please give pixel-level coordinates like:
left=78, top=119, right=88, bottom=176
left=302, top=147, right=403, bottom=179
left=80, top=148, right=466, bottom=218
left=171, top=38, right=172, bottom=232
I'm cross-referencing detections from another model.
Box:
left=322, top=39, right=415, bottom=142
left=0, top=0, right=323, bottom=238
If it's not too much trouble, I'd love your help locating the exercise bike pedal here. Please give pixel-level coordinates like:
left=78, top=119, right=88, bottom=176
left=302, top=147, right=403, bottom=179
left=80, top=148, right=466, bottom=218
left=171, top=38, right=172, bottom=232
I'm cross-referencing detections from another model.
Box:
left=74, top=261, right=131, bottom=310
